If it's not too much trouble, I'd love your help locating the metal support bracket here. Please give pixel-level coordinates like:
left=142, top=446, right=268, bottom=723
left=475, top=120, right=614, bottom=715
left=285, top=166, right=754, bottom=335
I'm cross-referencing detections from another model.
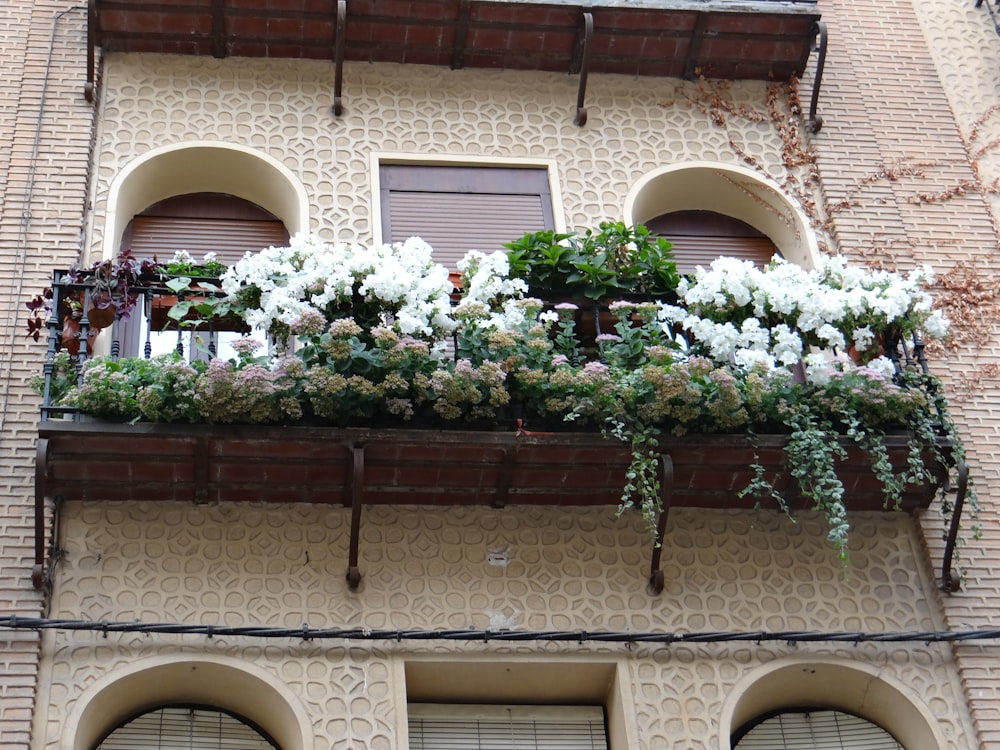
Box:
left=85, top=0, right=97, bottom=102
left=648, top=454, right=673, bottom=594
left=346, top=444, right=365, bottom=589
left=332, top=0, right=346, bottom=116
left=32, top=439, right=50, bottom=589
left=940, top=460, right=969, bottom=593
left=211, top=0, right=226, bottom=59
left=572, top=12, right=593, bottom=126
left=493, top=447, right=517, bottom=509
left=451, top=0, right=472, bottom=69
left=808, top=20, right=827, bottom=133
left=193, top=438, right=210, bottom=504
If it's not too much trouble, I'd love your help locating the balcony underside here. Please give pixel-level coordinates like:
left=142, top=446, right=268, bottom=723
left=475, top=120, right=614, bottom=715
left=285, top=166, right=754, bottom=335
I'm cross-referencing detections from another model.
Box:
left=34, top=422, right=950, bottom=593
left=91, top=0, right=820, bottom=81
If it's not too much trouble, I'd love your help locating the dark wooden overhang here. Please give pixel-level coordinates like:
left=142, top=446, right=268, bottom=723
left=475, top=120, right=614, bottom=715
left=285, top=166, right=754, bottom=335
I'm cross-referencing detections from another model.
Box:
left=84, top=0, right=827, bottom=126
left=35, top=422, right=952, bottom=594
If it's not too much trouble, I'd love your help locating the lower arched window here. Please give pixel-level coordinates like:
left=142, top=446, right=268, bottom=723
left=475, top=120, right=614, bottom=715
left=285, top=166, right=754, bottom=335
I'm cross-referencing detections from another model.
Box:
left=95, top=705, right=279, bottom=750
left=733, top=708, right=904, bottom=749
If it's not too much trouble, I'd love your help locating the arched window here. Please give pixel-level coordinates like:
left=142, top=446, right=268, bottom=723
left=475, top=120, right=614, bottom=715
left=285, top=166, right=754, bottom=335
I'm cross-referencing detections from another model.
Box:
left=733, top=708, right=905, bottom=749
left=120, top=193, right=290, bottom=358
left=123, top=192, right=290, bottom=265
left=95, top=705, right=279, bottom=750
left=643, top=209, right=779, bottom=274
left=624, top=162, right=819, bottom=271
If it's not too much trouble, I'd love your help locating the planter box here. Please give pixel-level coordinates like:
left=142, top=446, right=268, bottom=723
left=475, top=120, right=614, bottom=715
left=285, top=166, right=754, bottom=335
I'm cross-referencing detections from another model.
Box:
left=37, top=422, right=948, bottom=512
left=149, top=294, right=249, bottom=333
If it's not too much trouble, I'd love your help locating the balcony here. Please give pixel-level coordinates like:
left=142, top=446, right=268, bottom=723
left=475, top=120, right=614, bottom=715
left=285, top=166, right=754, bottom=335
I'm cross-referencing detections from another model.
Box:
left=83, top=0, right=826, bottom=124
left=30, top=256, right=965, bottom=595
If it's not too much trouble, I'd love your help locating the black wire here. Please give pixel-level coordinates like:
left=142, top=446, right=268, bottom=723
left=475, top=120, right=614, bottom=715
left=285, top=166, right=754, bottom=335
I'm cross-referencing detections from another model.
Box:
left=982, top=0, right=1000, bottom=38
left=3, top=615, right=1000, bottom=646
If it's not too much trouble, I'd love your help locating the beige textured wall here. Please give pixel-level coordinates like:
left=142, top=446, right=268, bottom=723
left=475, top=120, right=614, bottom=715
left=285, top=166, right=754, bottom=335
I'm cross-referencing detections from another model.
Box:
left=35, top=502, right=976, bottom=749
left=86, top=53, right=817, bottom=257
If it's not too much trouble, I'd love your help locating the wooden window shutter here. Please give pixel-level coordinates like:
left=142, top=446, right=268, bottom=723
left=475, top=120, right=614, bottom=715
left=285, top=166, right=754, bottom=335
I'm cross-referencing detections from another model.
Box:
left=380, top=165, right=555, bottom=268
left=122, top=193, right=290, bottom=265
left=408, top=704, right=609, bottom=750
left=645, top=210, right=780, bottom=275
left=96, top=706, right=278, bottom=750
left=733, top=710, right=904, bottom=749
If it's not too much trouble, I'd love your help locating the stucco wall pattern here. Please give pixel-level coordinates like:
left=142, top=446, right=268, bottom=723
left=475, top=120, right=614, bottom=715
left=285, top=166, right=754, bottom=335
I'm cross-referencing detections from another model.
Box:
left=88, top=54, right=803, bottom=256
left=36, top=501, right=975, bottom=749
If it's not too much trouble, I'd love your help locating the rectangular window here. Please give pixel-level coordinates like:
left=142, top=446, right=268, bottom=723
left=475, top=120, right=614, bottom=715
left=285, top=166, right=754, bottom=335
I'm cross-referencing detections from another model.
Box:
left=408, top=704, right=609, bottom=750
left=379, top=163, right=556, bottom=267
left=404, top=661, right=626, bottom=750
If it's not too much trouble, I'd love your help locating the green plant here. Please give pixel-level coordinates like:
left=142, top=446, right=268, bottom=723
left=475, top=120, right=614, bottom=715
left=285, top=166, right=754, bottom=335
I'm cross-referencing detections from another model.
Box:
left=67, top=357, right=158, bottom=421
left=70, top=248, right=159, bottom=324
left=31, top=351, right=77, bottom=414
left=504, top=222, right=679, bottom=300
left=161, top=250, right=228, bottom=278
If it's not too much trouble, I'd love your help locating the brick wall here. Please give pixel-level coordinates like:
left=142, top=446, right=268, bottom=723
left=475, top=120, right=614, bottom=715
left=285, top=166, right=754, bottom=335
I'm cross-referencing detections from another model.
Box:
left=812, top=1, right=1000, bottom=747
left=0, top=3, right=94, bottom=749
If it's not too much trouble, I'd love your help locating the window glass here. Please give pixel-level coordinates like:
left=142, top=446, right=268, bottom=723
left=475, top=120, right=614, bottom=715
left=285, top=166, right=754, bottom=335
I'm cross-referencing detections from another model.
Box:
left=95, top=705, right=278, bottom=750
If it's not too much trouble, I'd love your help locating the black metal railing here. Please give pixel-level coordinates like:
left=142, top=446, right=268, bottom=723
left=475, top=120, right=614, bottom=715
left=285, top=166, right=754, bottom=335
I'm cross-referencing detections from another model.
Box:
left=36, top=269, right=937, bottom=420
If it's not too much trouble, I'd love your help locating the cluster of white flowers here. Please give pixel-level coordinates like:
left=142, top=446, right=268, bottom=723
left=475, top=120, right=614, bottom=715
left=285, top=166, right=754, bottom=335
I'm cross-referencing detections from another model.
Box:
left=168, top=249, right=195, bottom=266
left=453, top=250, right=529, bottom=331
left=667, top=256, right=949, bottom=377
left=220, top=233, right=457, bottom=339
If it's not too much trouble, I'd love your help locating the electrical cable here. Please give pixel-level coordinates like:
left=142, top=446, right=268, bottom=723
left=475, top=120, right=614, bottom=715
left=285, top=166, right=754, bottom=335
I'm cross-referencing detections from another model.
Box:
left=981, top=0, right=1000, bottom=38
left=2, top=615, right=999, bottom=647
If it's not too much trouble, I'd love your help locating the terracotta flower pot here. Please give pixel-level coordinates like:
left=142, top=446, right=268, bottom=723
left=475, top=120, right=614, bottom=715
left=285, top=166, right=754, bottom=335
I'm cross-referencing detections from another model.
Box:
left=86, top=303, right=116, bottom=330
left=60, top=316, right=99, bottom=356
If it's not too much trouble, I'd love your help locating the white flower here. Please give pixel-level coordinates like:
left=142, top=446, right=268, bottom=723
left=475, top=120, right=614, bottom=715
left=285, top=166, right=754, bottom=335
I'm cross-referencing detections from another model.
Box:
left=220, top=232, right=457, bottom=340
left=852, top=326, right=876, bottom=352
left=170, top=249, right=194, bottom=266
left=866, top=356, right=897, bottom=379
left=771, top=324, right=804, bottom=366
left=922, top=309, right=950, bottom=338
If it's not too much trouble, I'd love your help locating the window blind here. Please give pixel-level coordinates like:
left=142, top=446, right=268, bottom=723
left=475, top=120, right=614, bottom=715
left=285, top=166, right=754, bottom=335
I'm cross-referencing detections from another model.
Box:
left=408, top=704, right=609, bottom=750
left=644, top=209, right=779, bottom=275
left=95, top=706, right=278, bottom=750
left=379, top=164, right=555, bottom=268
left=734, top=709, right=905, bottom=749
left=127, top=216, right=290, bottom=265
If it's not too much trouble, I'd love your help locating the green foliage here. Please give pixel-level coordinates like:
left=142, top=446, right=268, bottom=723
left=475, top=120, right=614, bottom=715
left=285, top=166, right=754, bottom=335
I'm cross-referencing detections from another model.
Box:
left=31, top=351, right=77, bottom=414
left=504, top=222, right=679, bottom=300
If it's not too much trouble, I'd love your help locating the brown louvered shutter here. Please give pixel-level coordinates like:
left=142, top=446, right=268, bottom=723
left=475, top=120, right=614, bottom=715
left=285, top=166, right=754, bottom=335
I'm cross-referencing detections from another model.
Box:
left=645, top=210, right=780, bottom=275
left=380, top=165, right=555, bottom=268
left=734, top=709, right=904, bottom=749
left=122, top=193, right=290, bottom=265
left=96, top=706, right=278, bottom=750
